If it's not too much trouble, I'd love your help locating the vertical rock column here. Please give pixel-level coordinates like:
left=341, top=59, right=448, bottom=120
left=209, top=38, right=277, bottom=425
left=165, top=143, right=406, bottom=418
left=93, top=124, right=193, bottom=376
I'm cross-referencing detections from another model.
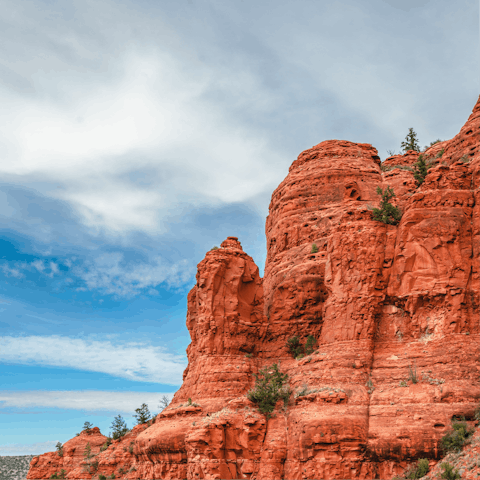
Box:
left=263, top=139, right=388, bottom=479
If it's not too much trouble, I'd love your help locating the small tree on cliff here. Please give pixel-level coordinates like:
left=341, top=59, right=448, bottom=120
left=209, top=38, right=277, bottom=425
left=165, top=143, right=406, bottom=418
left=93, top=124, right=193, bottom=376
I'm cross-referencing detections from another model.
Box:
left=412, top=154, right=431, bottom=186
left=83, top=421, right=93, bottom=433
left=247, top=363, right=291, bottom=417
left=401, top=127, right=420, bottom=153
left=55, top=442, right=63, bottom=457
left=110, top=414, right=129, bottom=440
left=158, top=395, right=170, bottom=411
left=372, top=186, right=402, bottom=225
left=133, top=403, right=151, bottom=424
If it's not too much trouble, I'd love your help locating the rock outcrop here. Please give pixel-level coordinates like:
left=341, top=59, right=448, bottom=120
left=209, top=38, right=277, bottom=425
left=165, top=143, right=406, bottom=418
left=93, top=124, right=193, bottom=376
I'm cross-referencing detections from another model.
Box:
left=28, top=95, right=480, bottom=480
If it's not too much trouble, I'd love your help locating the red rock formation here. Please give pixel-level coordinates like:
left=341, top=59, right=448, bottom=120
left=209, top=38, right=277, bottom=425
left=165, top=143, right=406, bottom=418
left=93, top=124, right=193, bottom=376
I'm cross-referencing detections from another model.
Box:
left=28, top=95, right=480, bottom=480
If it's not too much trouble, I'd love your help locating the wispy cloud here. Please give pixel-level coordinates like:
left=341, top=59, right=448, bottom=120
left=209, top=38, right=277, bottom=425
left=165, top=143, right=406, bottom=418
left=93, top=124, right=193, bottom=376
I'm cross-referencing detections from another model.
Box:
left=0, top=336, right=187, bottom=384
left=0, top=253, right=194, bottom=298
left=0, top=390, right=174, bottom=415
left=72, top=253, right=194, bottom=297
left=0, top=440, right=57, bottom=456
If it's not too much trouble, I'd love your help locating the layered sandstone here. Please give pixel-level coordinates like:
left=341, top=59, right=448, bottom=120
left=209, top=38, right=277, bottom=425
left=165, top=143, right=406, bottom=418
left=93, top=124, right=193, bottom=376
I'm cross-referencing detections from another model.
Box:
left=28, top=95, right=480, bottom=480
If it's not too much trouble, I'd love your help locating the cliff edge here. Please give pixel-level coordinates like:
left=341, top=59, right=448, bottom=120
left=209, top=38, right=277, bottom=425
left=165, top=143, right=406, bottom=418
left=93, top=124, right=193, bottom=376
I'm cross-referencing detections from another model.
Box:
left=27, top=95, right=480, bottom=480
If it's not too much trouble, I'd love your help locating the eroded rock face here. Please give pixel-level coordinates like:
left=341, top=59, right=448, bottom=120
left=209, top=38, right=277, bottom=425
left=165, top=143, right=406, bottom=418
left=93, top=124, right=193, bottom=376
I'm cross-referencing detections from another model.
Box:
left=28, top=96, right=480, bottom=480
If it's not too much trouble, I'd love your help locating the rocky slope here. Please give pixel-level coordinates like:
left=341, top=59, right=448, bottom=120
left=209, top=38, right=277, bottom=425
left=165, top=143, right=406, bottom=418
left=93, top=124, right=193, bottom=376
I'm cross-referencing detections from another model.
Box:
left=0, top=455, right=36, bottom=480
left=27, top=95, right=480, bottom=480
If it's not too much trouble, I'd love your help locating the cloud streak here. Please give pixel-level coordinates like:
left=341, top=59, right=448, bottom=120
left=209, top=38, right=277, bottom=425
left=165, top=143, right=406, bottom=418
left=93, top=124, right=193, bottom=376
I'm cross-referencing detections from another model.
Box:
left=0, top=336, right=187, bottom=385
left=0, top=390, right=174, bottom=415
left=0, top=440, right=57, bottom=456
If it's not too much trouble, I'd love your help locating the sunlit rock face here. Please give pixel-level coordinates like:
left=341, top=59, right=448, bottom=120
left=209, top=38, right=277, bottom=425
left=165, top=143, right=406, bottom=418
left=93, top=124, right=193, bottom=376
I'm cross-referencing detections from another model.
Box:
left=27, top=96, right=480, bottom=480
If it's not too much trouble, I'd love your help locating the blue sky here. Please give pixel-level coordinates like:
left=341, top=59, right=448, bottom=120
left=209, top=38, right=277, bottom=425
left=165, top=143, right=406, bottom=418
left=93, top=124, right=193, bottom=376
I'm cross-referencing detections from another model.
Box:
left=1, top=0, right=478, bottom=455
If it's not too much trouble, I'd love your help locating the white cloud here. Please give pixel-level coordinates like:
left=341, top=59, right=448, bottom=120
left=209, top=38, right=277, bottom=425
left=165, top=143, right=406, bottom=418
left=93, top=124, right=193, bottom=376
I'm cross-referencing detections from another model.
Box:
left=0, top=336, right=187, bottom=385
left=72, top=252, right=194, bottom=297
left=0, top=264, right=24, bottom=279
left=0, top=390, right=174, bottom=415
left=0, top=440, right=57, bottom=456
left=0, top=10, right=286, bottom=236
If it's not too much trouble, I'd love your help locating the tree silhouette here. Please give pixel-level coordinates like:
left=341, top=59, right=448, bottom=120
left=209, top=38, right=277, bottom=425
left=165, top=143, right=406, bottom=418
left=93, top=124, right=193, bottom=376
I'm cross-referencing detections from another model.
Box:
left=400, top=128, right=420, bottom=153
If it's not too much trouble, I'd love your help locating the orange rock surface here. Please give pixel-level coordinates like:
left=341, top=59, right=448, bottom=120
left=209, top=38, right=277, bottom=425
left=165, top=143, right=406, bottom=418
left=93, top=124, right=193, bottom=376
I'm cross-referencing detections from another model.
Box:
left=28, top=96, right=480, bottom=480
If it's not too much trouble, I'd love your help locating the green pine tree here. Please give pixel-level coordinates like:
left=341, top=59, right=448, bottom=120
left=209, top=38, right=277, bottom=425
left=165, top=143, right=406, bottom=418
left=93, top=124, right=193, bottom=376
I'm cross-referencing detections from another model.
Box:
left=110, top=415, right=129, bottom=440
left=372, top=187, right=402, bottom=225
left=412, top=154, right=430, bottom=186
left=400, top=128, right=420, bottom=153
left=133, top=403, right=151, bottom=425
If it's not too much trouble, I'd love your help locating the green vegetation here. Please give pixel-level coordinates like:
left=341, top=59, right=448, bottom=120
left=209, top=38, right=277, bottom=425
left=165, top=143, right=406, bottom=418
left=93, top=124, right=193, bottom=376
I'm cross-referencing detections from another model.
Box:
left=84, top=442, right=92, bottom=460
left=401, top=128, right=420, bottom=153
left=245, top=353, right=253, bottom=358
left=286, top=336, right=303, bottom=358
left=100, top=438, right=112, bottom=451
left=83, top=421, right=93, bottom=432
left=372, top=186, right=402, bottom=225
left=55, top=442, right=63, bottom=457
left=210, top=246, right=219, bottom=250
left=49, top=470, right=66, bottom=479
left=128, top=441, right=134, bottom=454
left=407, top=364, right=418, bottom=384
left=110, top=414, right=129, bottom=440
left=99, top=475, right=107, bottom=480
left=412, top=154, right=431, bottom=186
left=440, top=418, right=474, bottom=453
left=134, top=403, right=151, bottom=425
left=186, top=397, right=200, bottom=407
left=393, top=458, right=430, bottom=480
left=286, top=335, right=317, bottom=358
left=439, top=462, right=460, bottom=480
left=304, top=335, right=316, bottom=355
left=246, top=363, right=291, bottom=417
left=311, top=243, right=318, bottom=253
left=405, top=458, right=429, bottom=479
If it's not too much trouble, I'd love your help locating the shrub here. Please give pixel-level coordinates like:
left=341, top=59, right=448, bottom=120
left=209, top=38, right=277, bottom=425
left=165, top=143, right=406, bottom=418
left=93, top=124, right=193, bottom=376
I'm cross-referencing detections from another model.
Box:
left=246, top=363, right=291, bottom=417
left=50, top=471, right=66, bottom=480
left=304, top=335, right=316, bottom=355
left=372, top=186, right=402, bottom=225
left=460, top=154, right=470, bottom=163
left=84, top=442, right=92, bottom=460
left=404, top=458, right=429, bottom=479
left=245, top=353, right=253, bottom=358
left=128, top=443, right=134, bottom=454
left=109, top=474, right=116, bottom=479
left=311, top=243, right=318, bottom=254
left=134, top=403, right=151, bottom=425
left=55, top=442, right=63, bottom=457
left=99, top=475, right=107, bottom=480
left=401, top=128, right=420, bottom=153
left=407, top=364, right=418, bottom=384
left=110, top=414, right=129, bottom=440
left=412, top=154, right=431, bottom=186
left=286, top=336, right=303, bottom=358
left=210, top=246, right=219, bottom=251
left=100, top=438, right=112, bottom=452
left=436, top=147, right=445, bottom=158
left=439, top=462, right=460, bottom=480
left=440, top=419, right=474, bottom=453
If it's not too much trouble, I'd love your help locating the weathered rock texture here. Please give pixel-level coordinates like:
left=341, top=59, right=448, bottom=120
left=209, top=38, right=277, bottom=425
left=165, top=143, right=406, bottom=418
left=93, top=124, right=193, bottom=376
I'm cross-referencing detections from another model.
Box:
left=28, top=95, right=480, bottom=480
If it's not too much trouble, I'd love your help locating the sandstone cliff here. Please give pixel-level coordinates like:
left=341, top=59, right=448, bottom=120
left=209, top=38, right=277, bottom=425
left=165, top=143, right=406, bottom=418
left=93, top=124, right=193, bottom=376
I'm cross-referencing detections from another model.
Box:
left=28, top=95, right=480, bottom=480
